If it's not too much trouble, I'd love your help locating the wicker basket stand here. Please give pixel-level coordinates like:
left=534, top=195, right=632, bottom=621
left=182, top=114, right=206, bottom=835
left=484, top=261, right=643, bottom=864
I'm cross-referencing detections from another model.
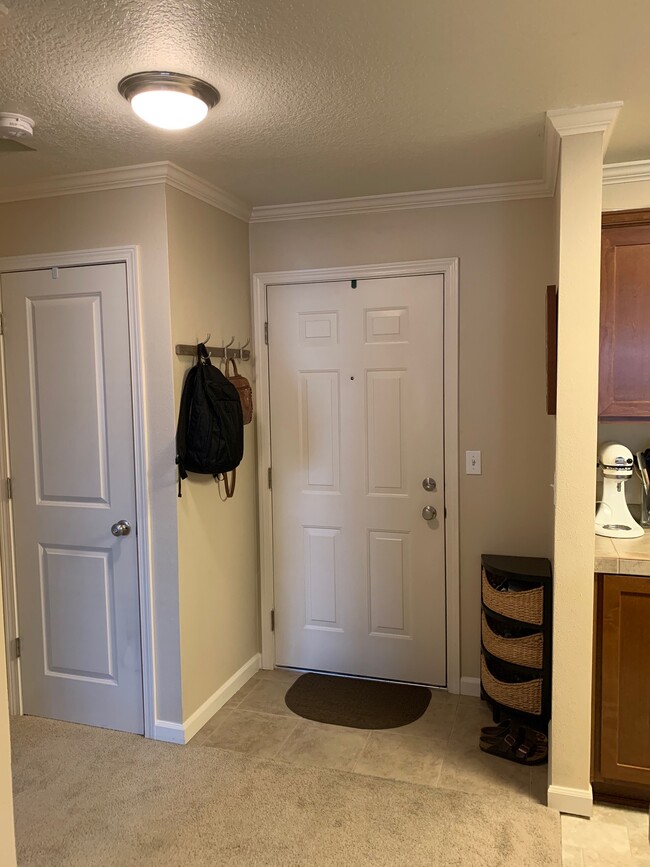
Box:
left=480, top=554, right=553, bottom=732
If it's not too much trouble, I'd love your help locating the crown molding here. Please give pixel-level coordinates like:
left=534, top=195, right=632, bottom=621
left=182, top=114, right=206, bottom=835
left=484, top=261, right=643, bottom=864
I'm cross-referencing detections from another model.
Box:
left=0, top=161, right=167, bottom=203
left=603, top=159, right=650, bottom=186
left=250, top=111, right=568, bottom=223
left=164, top=163, right=251, bottom=221
left=546, top=101, right=623, bottom=151
left=249, top=177, right=552, bottom=223
left=248, top=103, right=625, bottom=225
left=0, top=103, right=626, bottom=225
left=0, top=160, right=252, bottom=222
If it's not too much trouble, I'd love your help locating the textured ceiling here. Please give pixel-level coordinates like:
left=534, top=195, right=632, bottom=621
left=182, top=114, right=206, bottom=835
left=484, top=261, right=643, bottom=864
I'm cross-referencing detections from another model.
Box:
left=0, top=0, right=649, bottom=206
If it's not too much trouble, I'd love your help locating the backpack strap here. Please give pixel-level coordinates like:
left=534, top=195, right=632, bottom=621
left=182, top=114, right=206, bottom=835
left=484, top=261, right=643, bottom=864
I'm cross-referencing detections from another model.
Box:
left=216, top=469, right=237, bottom=500
left=224, top=468, right=236, bottom=498
left=175, top=363, right=198, bottom=498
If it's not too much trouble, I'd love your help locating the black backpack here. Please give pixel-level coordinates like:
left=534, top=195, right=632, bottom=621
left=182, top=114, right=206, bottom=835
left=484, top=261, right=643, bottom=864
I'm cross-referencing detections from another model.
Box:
left=176, top=344, right=244, bottom=497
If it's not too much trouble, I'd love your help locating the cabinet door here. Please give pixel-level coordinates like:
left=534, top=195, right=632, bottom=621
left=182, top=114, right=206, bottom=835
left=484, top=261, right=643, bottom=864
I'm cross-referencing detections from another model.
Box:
left=600, top=219, right=650, bottom=418
left=600, top=574, right=650, bottom=786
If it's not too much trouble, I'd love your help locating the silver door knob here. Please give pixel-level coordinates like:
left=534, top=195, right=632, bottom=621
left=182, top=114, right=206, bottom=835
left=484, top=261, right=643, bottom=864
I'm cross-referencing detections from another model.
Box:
left=111, top=520, right=131, bottom=537
left=422, top=505, right=437, bottom=521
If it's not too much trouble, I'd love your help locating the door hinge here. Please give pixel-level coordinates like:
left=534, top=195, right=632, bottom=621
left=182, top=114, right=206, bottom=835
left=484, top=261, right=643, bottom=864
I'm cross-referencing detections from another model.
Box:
left=6, top=477, right=12, bottom=500
left=268, top=466, right=272, bottom=489
left=270, top=609, right=275, bottom=632
left=264, top=321, right=269, bottom=345
left=13, top=637, right=20, bottom=659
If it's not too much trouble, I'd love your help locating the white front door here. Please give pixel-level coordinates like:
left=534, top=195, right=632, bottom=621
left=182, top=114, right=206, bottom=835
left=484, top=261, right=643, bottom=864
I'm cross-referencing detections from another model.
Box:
left=2, top=263, right=144, bottom=733
left=268, top=274, right=447, bottom=685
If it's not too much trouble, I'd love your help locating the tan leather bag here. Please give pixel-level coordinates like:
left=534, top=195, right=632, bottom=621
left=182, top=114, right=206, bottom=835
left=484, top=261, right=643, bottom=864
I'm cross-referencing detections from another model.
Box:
left=225, top=357, right=253, bottom=425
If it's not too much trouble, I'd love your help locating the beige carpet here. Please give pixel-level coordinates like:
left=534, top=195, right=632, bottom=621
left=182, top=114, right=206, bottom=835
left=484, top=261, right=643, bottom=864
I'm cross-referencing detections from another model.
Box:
left=11, top=716, right=561, bottom=866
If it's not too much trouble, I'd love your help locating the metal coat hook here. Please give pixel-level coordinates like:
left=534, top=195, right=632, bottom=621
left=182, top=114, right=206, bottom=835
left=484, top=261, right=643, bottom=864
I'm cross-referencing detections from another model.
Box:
left=223, top=336, right=235, bottom=360
left=176, top=334, right=251, bottom=361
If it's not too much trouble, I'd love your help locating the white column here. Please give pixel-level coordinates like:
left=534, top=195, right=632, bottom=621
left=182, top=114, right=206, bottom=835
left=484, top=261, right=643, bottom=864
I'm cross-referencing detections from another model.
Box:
left=546, top=103, right=622, bottom=816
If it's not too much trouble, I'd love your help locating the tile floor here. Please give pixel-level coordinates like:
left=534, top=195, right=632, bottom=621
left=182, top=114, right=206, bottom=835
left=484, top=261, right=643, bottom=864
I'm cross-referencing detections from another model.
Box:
left=189, top=668, right=547, bottom=805
left=561, top=805, right=650, bottom=866
left=190, top=669, right=650, bottom=866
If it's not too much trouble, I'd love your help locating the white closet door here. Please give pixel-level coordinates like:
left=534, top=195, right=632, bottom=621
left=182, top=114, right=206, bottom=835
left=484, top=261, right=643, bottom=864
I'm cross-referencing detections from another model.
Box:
left=2, top=263, right=144, bottom=733
left=268, top=274, right=447, bottom=685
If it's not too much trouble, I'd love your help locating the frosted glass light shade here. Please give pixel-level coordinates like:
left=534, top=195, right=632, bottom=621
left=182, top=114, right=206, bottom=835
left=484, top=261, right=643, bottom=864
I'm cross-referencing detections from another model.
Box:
left=118, top=72, right=220, bottom=131
left=130, top=90, right=208, bottom=130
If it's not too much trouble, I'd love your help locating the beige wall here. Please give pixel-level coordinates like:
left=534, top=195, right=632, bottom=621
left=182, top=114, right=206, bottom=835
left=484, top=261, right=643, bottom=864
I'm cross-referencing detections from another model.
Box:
left=549, top=130, right=606, bottom=812
left=0, top=187, right=183, bottom=724
left=0, top=591, right=16, bottom=865
left=250, top=199, right=556, bottom=679
left=166, top=188, right=259, bottom=719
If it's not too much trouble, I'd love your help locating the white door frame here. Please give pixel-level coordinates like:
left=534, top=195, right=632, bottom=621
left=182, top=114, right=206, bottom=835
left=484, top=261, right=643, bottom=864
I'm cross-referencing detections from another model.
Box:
left=252, top=258, right=461, bottom=693
left=0, top=246, right=156, bottom=737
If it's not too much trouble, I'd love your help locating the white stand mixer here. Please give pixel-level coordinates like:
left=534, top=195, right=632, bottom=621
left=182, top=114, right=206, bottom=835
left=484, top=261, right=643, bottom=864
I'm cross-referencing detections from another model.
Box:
left=595, top=443, right=644, bottom=539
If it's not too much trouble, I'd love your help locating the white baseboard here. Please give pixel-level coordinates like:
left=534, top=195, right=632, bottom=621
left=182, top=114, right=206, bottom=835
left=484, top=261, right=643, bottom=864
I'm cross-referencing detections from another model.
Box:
left=460, top=676, right=481, bottom=697
left=152, top=719, right=186, bottom=744
left=547, top=784, right=593, bottom=816
left=182, top=652, right=261, bottom=743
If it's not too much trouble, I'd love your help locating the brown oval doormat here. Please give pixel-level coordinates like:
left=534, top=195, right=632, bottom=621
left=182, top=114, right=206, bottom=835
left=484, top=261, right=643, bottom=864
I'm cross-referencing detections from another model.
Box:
left=284, top=673, right=431, bottom=729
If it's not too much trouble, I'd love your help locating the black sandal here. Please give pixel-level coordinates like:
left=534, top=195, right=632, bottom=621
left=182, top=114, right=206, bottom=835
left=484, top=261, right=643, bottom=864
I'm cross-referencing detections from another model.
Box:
left=480, top=724, right=548, bottom=765
left=480, top=719, right=511, bottom=739
left=481, top=720, right=547, bottom=746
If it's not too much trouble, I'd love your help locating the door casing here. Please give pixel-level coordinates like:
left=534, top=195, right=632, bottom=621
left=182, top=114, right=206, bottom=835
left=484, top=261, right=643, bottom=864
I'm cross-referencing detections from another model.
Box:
left=0, top=247, right=156, bottom=737
left=252, top=258, right=461, bottom=693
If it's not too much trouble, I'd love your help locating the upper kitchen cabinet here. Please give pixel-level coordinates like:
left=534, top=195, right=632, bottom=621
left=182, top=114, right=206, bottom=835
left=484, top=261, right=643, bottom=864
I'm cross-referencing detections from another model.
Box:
left=600, top=210, right=650, bottom=419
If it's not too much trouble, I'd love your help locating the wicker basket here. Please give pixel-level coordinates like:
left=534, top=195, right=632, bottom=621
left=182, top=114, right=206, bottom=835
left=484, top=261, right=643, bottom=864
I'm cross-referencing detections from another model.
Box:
left=481, top=612, right=543, bottom=669
left=480, top=654, right=542, bottom=716
left=481, top=568, right=543, bottom=626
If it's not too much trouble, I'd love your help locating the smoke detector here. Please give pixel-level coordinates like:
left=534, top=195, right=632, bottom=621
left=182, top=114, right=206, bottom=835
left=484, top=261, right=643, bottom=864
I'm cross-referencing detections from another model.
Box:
left=0, top=113, right=35, bottom=152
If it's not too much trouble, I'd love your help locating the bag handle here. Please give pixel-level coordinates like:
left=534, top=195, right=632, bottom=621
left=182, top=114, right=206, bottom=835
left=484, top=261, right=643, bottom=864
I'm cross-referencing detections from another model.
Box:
left=224, top=356, right=239, bottom=378
left=216, top=469, right=237, bottom=500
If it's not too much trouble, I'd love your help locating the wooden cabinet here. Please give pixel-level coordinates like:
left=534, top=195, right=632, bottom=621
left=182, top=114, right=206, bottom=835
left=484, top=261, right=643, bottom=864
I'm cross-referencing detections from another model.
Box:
left=593, top=573, right=650, bottom=803
left=600, top=210, right=650, bottom=418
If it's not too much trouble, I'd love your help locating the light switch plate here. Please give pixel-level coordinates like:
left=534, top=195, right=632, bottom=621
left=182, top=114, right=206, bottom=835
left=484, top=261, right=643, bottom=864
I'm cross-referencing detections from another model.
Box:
left=466, top=450, right=481, bottom=475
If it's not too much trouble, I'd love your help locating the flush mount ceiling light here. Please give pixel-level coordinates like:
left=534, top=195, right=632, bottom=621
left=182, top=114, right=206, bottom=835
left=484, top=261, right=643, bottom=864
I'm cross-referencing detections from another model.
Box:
left=118, top=72, right=220, bottom=130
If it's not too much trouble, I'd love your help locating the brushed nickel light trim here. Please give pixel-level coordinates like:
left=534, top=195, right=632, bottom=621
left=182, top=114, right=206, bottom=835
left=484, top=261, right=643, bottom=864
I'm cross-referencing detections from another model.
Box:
left=118, top=72, right=220, bottom=108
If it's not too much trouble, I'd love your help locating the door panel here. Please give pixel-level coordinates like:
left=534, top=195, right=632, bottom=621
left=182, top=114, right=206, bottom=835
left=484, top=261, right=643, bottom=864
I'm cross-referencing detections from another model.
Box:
left=366, top=370, right=406, bottom=494
left=600, top=219, right=650, bottom=418
left=2, top=263, right=143, bottom=733
left=29, top=293, right=110, bottom=504
left=40, top=545, right=117, bottom=681
left=268, top=275, right=446, bottom=685
left=600, top=574, right=650, bottom=785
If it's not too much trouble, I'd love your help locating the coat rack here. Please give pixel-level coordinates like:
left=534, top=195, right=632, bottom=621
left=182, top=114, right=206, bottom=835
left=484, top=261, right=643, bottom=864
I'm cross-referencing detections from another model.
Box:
left=175, top=334, right=251, bottom=361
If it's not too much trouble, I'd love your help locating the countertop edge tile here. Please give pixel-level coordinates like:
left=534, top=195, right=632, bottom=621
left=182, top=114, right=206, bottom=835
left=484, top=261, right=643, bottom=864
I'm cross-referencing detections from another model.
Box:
left=594, top=557, right=619, bottom=574
left=595, top=530, right=650, bottom=577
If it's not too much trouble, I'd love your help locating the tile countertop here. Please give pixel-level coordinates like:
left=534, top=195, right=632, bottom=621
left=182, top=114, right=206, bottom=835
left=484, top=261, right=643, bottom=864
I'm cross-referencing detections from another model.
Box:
left=595, top=529, right=650, bottom=576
